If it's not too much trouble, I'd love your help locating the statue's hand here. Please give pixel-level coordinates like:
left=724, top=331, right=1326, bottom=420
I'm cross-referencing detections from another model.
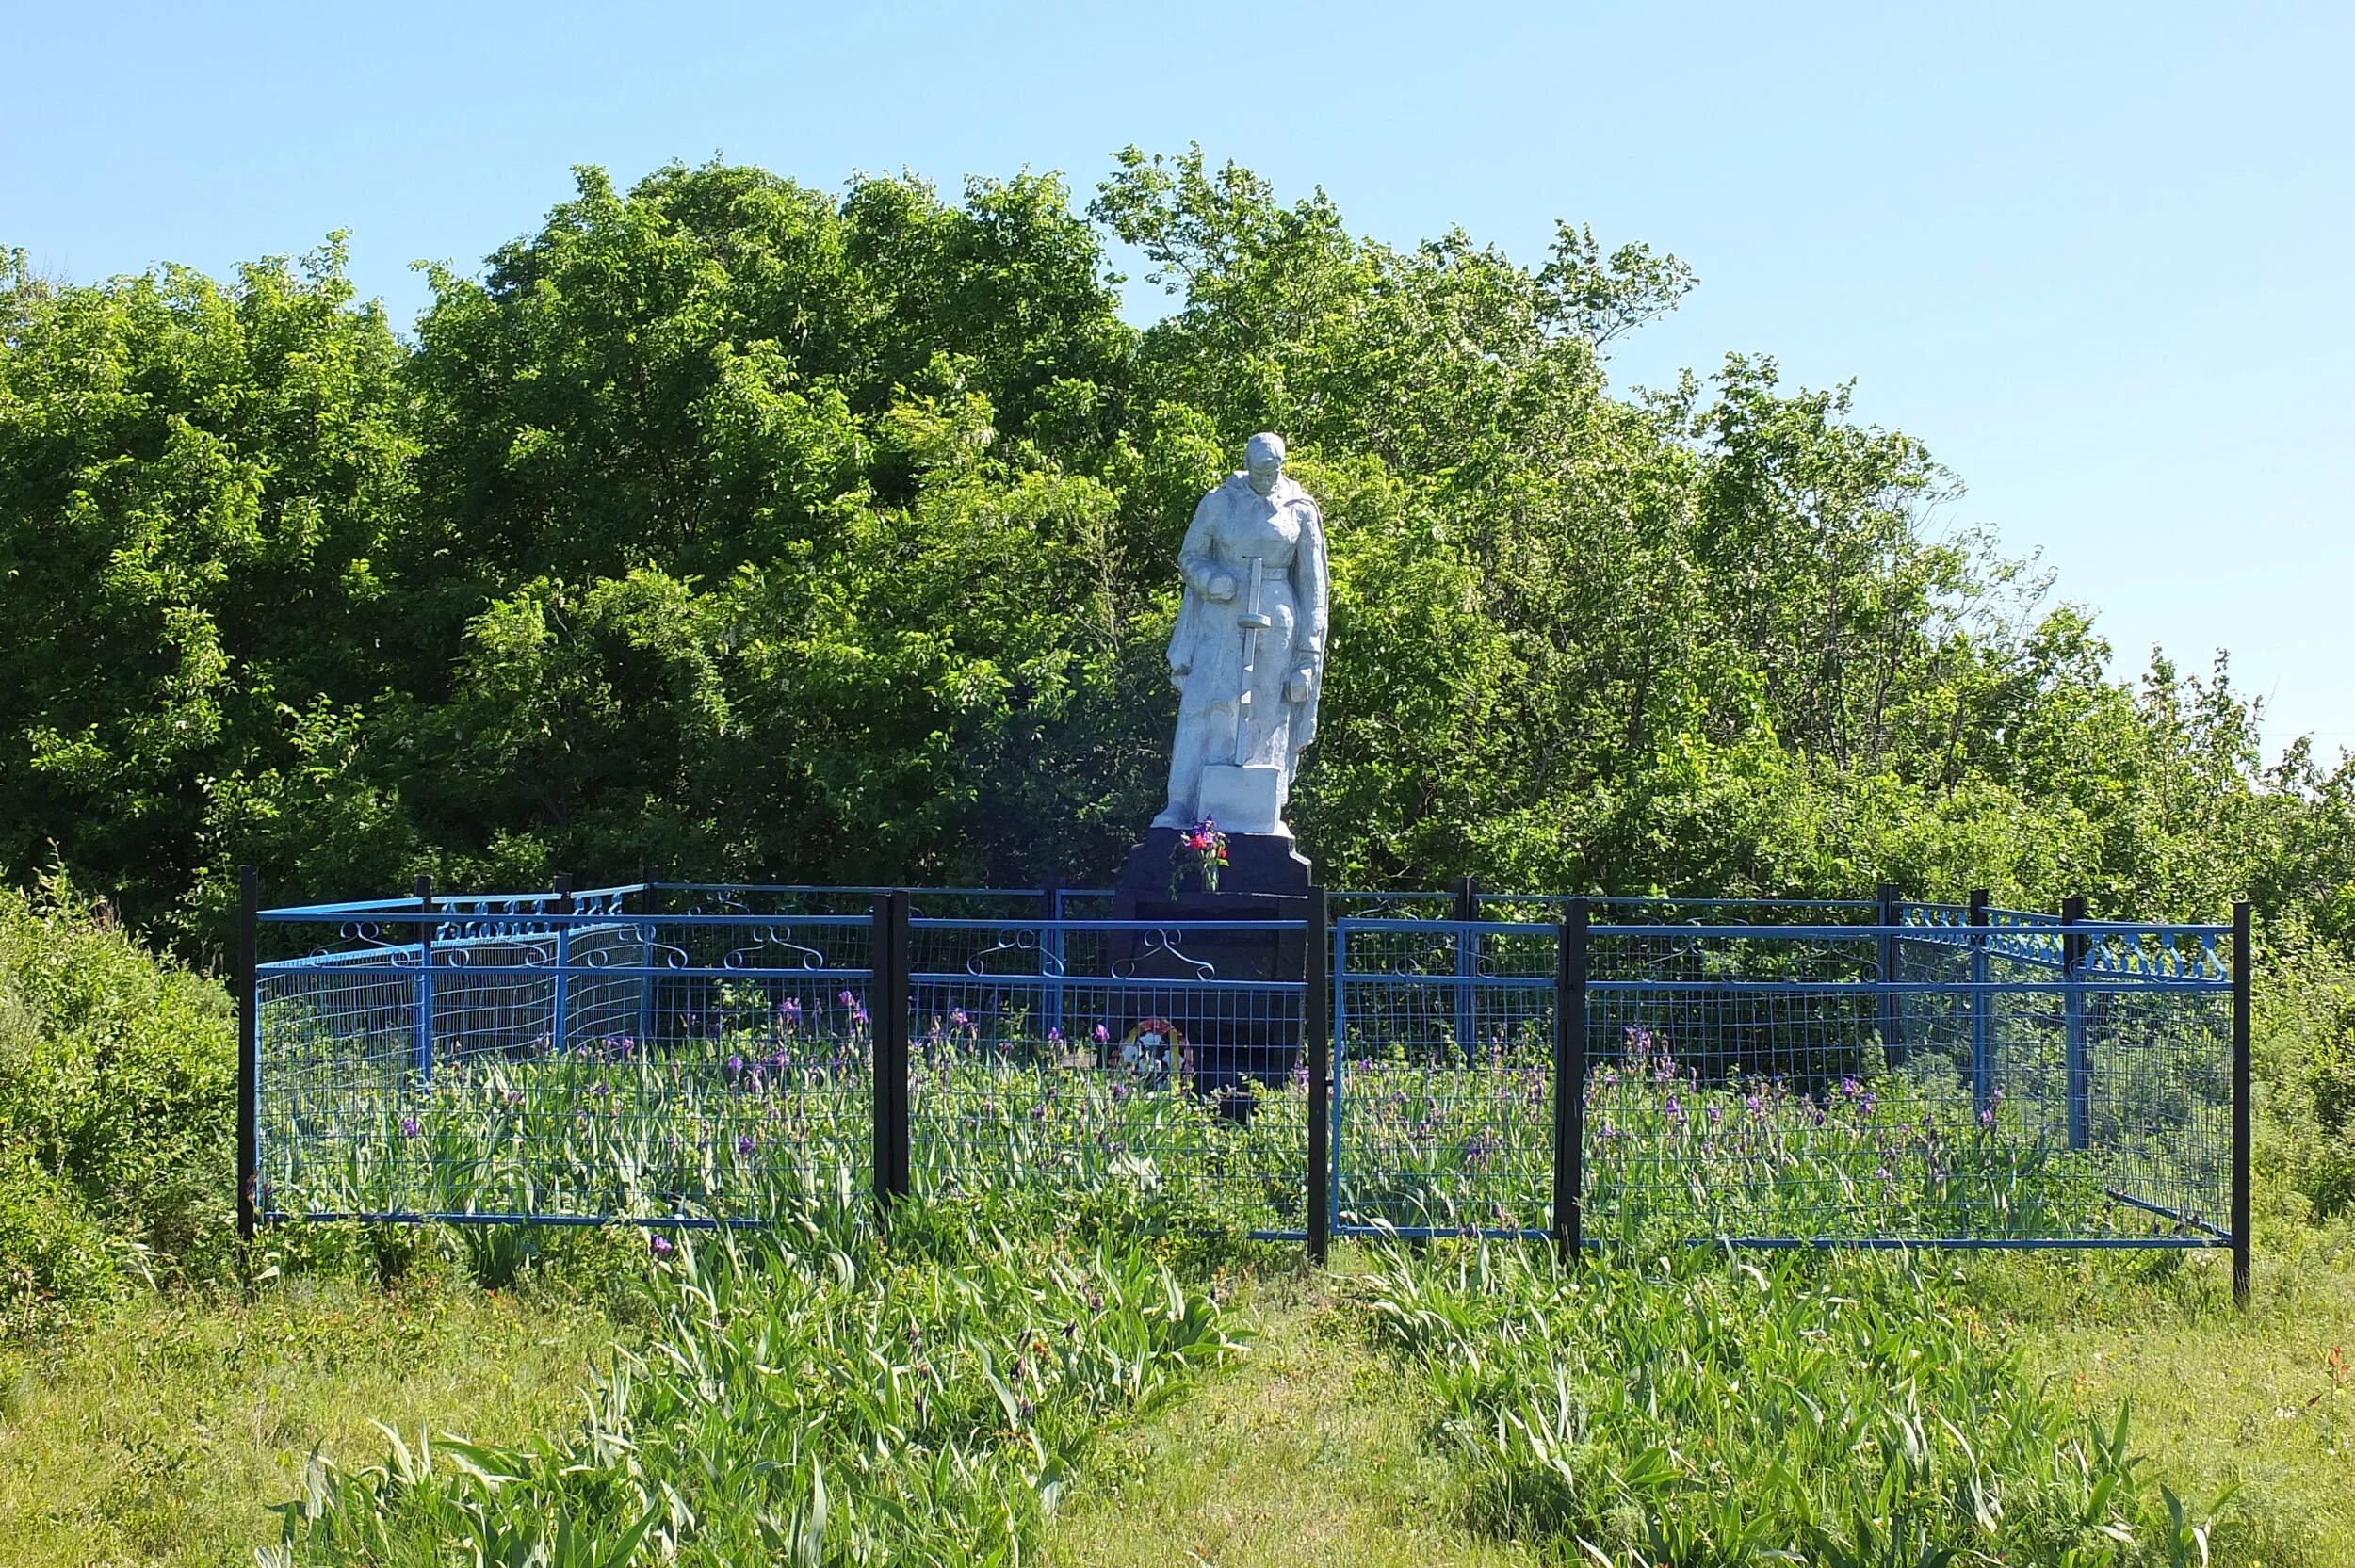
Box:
left=1284, top=667, right=1315, bottom=703
left=1206, top=574, right=1238, bottom=603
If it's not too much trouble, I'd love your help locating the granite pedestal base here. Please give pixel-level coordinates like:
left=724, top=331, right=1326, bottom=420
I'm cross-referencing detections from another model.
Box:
left=1112, top=829, right=1314, bottom=1110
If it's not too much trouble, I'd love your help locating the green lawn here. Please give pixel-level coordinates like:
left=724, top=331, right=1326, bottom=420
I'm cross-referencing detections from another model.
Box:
left=1988, top=1240, right=2355, bottom=1566
left=3, top=1234, right=2348, bottom=1566
left=1060, top=1238, right=2355, bottom=1568
left=0, top=1277, right=609, bottom=1568
left=1054, top=1262, right=1533, bottom=1568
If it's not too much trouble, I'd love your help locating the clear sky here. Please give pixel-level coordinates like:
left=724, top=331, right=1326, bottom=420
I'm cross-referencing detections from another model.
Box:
left=8, top=1, right=2348, bottom=761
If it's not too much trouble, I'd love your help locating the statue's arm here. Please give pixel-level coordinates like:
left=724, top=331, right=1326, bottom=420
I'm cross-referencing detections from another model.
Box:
left=1295, top=502, right=1330, bottom=669
left=1169, top=493, right=1213, bottom=678
left=1176, top=493, right=1234, bottom=599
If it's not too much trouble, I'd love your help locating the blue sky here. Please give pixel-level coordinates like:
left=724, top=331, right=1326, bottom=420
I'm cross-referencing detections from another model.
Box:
left=9, top=1, right=2348, bottom=760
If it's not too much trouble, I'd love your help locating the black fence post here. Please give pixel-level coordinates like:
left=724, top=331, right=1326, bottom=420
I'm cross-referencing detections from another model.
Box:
left=237, top=865, right=259, bottom=1241
left=1555, top=898, right=1588, bottom=1262
left=1306, top=884, right=1331, bottom=1265
left=2062, top=894, right=2088, bottom=1151
left=1968, top=889, right=1991, bottom=1116
left=1876, top=881, right=1901, bottom=1063
left=889, top=889, right=914, bottom=1202
left=871, top=891, right=914, bottom=1207
left=414, top=874, right=436, bottom=1086
left=2233, top=899, right=2253, bottom=1308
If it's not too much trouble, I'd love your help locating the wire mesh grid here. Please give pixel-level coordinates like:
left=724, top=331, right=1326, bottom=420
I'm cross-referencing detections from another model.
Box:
left=903, top=916, right=1309, bottom=1235
left=255, top=910, right=876, bottom=1223
left=1334, top=919, right=1559, bottom=1237
left=1571, top=912, right=2244, bottom=1246
left=248, top=886, right=2240, bottom=1254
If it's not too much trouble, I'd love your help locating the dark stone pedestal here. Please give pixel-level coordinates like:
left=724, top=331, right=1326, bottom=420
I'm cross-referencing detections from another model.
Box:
left=1111, top=829, right=1313, bottom=1103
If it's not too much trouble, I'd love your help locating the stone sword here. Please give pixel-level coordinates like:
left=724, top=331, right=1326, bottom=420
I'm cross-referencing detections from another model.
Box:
left=1234, top=556, right=1271, bottom=764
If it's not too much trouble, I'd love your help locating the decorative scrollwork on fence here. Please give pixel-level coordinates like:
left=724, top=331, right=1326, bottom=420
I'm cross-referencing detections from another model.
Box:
left=1110, top=927, right=1216, bottom=981
left=959, top=926, right=1067, bottom=978
left=722, top=927, right=834, bottom=971
left=2084, top=930, right=2228, bottom=982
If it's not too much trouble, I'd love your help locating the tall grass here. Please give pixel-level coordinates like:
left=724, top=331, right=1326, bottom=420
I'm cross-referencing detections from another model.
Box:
left=263, top=1009, right=2201, bottom=1253
left=266, top=1197, right=1242, bottom=1566
left=1356, top=1242, right=2235, bottom=1567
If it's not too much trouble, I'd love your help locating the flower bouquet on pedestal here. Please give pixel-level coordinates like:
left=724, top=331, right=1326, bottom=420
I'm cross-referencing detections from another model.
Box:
left=1168, top=818, right=1229, bottom=897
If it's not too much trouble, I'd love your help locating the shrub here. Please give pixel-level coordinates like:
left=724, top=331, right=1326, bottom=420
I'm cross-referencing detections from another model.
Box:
left=2254, top=951, right=2355, bottom=1223
left=0, top=1148, right=128, bottom=1334
left=0, top=879, right=236, bottom=1319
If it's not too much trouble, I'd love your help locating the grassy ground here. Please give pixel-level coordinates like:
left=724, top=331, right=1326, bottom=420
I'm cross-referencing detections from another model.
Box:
left=0, top=1275, right=609, bottom=1568
left=2, top=1237, right=2347, bottom=1566
left=1059, top=1239, right=2355, bottom=1568
left=1053, top=1256, right=1531, bottom=1568
left=1983, top=1239, right=2355, bottom=1567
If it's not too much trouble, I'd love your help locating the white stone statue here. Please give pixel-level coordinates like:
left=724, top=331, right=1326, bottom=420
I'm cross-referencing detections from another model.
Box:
left=1152, top=432, right=1329, bottom=837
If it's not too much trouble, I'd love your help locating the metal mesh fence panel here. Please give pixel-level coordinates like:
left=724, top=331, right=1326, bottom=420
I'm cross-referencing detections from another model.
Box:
left=1333, top=919, right=1558, bottom=1237
left=1583, top=917, right=2234, bottom=1245
left=256, top=909, right=875, bottom=1223
left=903, top=916, right=1308, bottom=1236
left=251, top=886, right=2237, bottom=1255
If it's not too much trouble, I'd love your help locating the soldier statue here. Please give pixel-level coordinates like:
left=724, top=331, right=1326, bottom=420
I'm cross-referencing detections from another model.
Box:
left=1152, top=432, right=1329, bottom=837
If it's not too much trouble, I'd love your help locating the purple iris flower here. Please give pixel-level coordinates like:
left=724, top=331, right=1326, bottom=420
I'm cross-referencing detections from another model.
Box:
left=1094, top=1023, right=1112, bottom=1044
left=399, top=1115, right=420, bottom=1139
left=649, top=1233, right=674, bottom=1258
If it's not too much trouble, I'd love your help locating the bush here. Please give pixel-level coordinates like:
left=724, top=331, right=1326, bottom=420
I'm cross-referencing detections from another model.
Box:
left=2254, top=950, right=2355, bottom=1223
left=0, top=1149, right=128, bottom=1334
left=0, top=879, right=236, bottom=1325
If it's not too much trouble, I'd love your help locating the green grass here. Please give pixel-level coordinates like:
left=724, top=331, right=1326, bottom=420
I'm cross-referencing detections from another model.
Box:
left=1053, top=1259, right=1533, bottom=1567
left=270, top=1199, right=1246, bottom=1566
left=0, top=1273, right=609, bottom=1567
left=0, top=1229, right=2347, bottom=1566
left=1968, top=1236, right=2355, bottom=1567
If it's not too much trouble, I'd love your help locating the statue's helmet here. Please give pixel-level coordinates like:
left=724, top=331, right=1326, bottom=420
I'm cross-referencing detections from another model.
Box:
left=1244, top=431, right=1287, bottom=467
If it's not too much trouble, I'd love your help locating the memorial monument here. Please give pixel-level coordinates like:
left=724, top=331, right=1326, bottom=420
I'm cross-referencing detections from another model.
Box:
left=1153, top=429, right=1328, bottom=840
left=1116, top=431, right=1327, bottom=913
left=1113, top=432, right=1328, bottom=1092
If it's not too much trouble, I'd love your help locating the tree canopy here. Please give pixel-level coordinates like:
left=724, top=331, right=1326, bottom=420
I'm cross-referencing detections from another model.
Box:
left=3, top=149, right=2347, bottom=956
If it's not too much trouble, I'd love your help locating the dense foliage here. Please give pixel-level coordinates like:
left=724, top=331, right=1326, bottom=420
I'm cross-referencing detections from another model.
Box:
left=6, top=148, right=2350, bottom=957
left=0, top=880, right=235, bottom=1333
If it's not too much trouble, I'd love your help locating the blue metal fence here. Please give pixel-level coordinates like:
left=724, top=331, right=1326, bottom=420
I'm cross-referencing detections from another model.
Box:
left=238, top=880, right=2250, bottom=1288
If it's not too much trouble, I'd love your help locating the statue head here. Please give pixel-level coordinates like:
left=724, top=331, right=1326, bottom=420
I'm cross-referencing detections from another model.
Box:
left=1244, top=431, right=1287, bottom=495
